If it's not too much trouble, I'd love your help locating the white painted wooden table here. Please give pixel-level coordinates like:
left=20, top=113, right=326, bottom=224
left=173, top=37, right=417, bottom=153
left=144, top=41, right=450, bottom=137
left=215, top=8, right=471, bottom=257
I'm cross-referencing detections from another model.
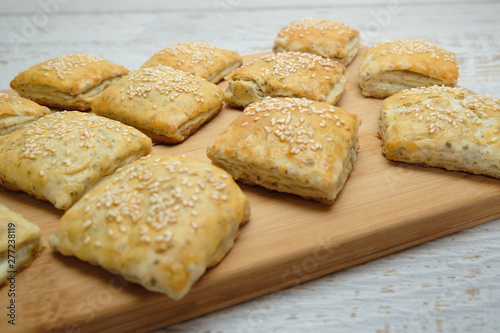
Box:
left=1, top=2, right=499, bottom=332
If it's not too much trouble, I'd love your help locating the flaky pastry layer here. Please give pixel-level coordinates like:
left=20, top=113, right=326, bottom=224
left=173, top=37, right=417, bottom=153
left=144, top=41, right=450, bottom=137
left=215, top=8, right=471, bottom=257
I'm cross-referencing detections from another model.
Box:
left=207, top=97, right=360, bottom=204
left=359, top=40, right=459, bottom=98
left=273, top=18, right=360, bottom=66
left=49, top=154, right=250, bottom=300
left=225, top=51, right=346, bottom=108
left=380, top=85, right=500, bottom=178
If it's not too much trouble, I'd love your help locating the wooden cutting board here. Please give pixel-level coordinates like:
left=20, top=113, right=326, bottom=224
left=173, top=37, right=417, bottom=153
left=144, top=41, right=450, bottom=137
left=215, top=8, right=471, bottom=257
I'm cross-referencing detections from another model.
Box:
left=1, top=47, right=499, bottom=333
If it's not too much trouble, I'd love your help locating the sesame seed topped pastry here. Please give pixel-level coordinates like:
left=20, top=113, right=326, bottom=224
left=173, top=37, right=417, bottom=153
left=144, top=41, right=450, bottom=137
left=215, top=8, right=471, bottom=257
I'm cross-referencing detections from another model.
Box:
left=49, top=154, right=250, bottom=300
left=0, top=204, right=43, bottom=285
left=359, top=40, right=459, bottom=98
left=141, top=41, right=243, bottom=83
left=92, top=65, right=225, bottom=144
left=10, top=54, right=129, bottom=111
left=273, top=18, right=360, bottom=66
left=0, top=111, right=152, bottom=210
left=225, top=51, right=346, bottom=108
left=0, top=92, right=51, bottom=137
left=380, top=85, right=500, bottom=178
left=207, top=97, right=361, bottom=204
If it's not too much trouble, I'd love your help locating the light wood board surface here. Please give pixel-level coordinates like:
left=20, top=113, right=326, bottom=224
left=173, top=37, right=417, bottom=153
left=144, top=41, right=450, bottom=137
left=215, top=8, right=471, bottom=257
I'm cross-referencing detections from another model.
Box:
left=1, top=46, right=499, bottom=333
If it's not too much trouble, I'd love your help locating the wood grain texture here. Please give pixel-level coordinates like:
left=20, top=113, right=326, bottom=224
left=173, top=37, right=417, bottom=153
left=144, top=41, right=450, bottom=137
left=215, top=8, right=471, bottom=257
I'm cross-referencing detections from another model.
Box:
left=1, top=47, right=499, bottom=333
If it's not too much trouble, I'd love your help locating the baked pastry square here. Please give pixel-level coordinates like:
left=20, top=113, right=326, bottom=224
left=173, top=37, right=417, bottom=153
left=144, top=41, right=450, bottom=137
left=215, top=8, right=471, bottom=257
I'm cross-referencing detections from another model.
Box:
left=0, top=92, right=51, bottom=137
left=359, top=40, right=459, bottom=98
left=207, top=97, right=361, bottom=204
left=273, top=17, right=360, bottom=66
left=141, top=41, right=243, bottom=83
left=0, top=111, right=152, bottom=210
left=0, top=204, right=43, bottom=285
left=92, top=65, right=224, bottom=143
left=49, top=154, right=250, bottom=300
left=380, top=85, right=500, bottom=178
left=225, top=51, right=346, bottom=108
left=10, top=54, right=129, bottom=111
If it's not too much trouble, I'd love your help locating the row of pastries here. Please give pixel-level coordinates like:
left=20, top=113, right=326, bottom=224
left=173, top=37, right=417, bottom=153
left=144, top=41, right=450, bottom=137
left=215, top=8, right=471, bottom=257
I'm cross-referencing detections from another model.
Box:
left=1, top=17, right=499, bottom=301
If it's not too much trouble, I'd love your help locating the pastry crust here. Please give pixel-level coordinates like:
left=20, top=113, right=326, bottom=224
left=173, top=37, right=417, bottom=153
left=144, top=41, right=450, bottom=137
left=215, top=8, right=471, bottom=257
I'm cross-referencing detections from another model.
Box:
left=225, top=51, right=346, bottom=108
left=92, top=65, right=225, bottom=143
left=359, top=40, right=459, bottom=98
left=10, top=54, right=129, bottom=110
left=273, top=17, right=360, bottom=66
left=0, top=92, right=51, bottom=136
left=0, top=204, right=43, bottom=285
left=0, top=111, right=152, bottom=210
left=141, top=41, right=243, bottom=83
left=207, top=97, right=361, bottom=204
left=380, top=85, right=500, bottom=178
left=49, top=154, right=250, bottom=300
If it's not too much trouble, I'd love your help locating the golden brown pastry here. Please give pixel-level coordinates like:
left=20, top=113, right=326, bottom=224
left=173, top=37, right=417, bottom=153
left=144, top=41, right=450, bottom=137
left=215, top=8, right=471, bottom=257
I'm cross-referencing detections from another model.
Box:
left=273, top=17, right=360, bottom=66
left=10, top=54, right=129, bottom=110
left=0, top=92, right=51, bottom=136
left=0, top=204, right=43, bottom=285
left=92, top=65, right=224, bottom=143
left=359, top=40, right=459, bottom=98
left=0, top=111, right=152, bottom=210
left=380, top=85, right=500, bottom=178
left=49, top=154, right=250, bottom=300
left=141, top=41, right=243, bottom=83
left=207, top=97, right=361, bottom=204
left=225, top=51, right=346, bottom=108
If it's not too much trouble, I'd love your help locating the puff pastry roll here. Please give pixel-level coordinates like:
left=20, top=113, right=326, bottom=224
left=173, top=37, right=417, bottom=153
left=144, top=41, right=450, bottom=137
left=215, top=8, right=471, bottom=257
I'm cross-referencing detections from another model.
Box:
left=0, top=92, right=50, bottom=137
left=0, top=111, right=152, bottom=210
left=207, top=97, right=361, bottom=204
left=225, top=51, right=346, bottom=108
left=141, top=41, right=243, bottom=83
left=273, top=18, right=360, bottom=66
left=0, top=204, right=43, bottom=285
left=10, top=54, right=129, bottom=111
left=92, top=65, right=224, bottom=143
left=359, top=40, right=459, bottom=98
left=380, top=85, right=500, bottom=178
left=49, top=154, right=250, bottom=300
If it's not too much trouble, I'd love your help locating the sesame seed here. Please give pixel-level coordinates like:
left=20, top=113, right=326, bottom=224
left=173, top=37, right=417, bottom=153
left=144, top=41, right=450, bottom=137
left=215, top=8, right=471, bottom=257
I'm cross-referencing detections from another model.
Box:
left=277, top=18, right=356, bottom=41
left=19, top=112, right=136, bottom=166
left=255, top=51, right=345, bottom=82
left=377, top=40, right=457, bottom=64
left=140, top=235, right=151, bottom=243
left=241, top=97, right=349, bottom=155
left=82, top=220, right=92, bottom=230
left=124, top=65, right=203, bottom=102
left=40, top=54, right=108, bottom=79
